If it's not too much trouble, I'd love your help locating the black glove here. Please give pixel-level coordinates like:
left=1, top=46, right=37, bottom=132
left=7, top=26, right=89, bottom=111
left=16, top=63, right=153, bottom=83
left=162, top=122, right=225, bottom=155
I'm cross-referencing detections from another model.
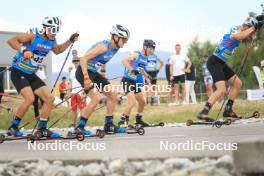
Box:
left=252, top=16, right=264, bottom=30
left=256, top=15, right=264, bottom=23
left=69, top=33, right=79, bottom=43
left=131, top=69, right=139, bottom=75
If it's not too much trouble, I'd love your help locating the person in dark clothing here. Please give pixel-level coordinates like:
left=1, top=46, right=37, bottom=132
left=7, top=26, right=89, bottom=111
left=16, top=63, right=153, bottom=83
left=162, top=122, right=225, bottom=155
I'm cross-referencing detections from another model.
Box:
left=0, top=67, right=5, bottom=104
left=185, top=62, right=197, bottom=104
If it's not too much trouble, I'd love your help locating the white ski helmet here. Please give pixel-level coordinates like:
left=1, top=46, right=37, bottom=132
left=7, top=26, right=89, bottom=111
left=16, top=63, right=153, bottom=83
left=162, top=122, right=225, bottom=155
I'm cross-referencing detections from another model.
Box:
left=110, top=24, right=130, bottom=39
left=243, top=17, right=258, bottom=27
left=42, top=16, right=62, bottom=29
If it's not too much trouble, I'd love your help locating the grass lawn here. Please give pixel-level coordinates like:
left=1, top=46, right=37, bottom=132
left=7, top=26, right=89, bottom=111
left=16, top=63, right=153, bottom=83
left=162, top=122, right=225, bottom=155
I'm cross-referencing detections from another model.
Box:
left=0, top=97, right=263, bottom=130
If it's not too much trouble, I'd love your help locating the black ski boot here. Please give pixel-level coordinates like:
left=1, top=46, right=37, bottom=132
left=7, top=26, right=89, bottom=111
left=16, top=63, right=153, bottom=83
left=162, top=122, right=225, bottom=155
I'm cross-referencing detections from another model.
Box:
left=135, top=115, right=150, bottom=127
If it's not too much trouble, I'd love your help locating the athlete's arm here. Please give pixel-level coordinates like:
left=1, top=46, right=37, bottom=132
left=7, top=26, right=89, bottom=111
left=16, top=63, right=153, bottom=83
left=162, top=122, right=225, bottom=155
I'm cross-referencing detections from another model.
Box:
left=7, top=33, right=35, bottom=51
left=53, top=33, right=79, bottom=55
left=157, top=56, right=164, bottom=71
left=231, top=27, right=256, bottom=40
left=122, top=52, right=139, bottom=71
left=80, top=43, right=108, bottom=79
left=52, top=40, right=71, bottom=55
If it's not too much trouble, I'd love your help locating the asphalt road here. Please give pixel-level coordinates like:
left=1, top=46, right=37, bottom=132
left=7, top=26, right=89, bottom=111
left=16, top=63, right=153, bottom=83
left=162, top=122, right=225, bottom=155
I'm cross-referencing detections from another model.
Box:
left=0, top=121, right=264, bottom=162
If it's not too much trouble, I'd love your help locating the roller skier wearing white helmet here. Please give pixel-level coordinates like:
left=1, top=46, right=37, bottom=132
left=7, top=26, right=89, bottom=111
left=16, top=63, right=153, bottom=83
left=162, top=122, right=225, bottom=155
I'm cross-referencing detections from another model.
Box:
left=6, top=17, right=79, bottom=138
left=197, top=16, right=263, bottom=121
left=74, top=24, right=130, bottom=134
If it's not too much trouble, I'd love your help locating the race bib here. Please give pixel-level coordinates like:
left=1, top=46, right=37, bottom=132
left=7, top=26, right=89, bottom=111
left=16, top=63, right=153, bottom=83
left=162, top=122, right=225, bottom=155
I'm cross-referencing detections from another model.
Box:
left=31, top=54, right=45, bottom=66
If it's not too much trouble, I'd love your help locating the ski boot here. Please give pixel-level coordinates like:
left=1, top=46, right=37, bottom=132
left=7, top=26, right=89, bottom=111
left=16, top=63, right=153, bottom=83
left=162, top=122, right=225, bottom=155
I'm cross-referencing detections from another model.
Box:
left=33, top=128, right=61, bottom=139
left=118, top=116, right=129, bottom=128
left=6, top=125, right=24, bottom=137
left=135, top=115, right=150, bottom=127
left=197, top=110, right=215, bottom=122
left=72, top=126, right=92, bottom=136
left=223, top=110, right=242, bottom=119
left=104, top=122, right=126, bottom=133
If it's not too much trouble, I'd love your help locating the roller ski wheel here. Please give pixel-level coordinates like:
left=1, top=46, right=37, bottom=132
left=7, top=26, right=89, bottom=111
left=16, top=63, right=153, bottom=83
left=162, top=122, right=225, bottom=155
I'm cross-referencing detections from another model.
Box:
left=252, top=111, right=260, bottom=118
left=214, top=121, right=223, bottom=128
left=224, top=119, right=232, bottom=125
left=0, top=134, right=5, bottom=144
left=137, top=127, right=145, bottom=135
left=33, top=131, right=42, bottom=140
left=96, top=129, right=105, bottom=138
left=76, top=132, right=85, bottom=141
left=186, top=120, right=193, bottom=126
left=159, top=122, right=165, bottom=127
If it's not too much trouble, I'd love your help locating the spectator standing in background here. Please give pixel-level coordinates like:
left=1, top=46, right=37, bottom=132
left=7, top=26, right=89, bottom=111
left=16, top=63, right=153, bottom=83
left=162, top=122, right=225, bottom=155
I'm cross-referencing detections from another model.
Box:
left=68, top=49, right=86, bottom=127
left=59, top=76, right=67, bottom=101
left=168, top=43, right=191, bottom=105
left=185, top=61, right=197, bottom=104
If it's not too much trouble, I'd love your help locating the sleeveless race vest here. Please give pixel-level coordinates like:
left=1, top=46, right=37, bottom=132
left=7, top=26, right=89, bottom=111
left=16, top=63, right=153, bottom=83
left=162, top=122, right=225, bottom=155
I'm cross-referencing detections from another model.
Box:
left=213, top=27, right=241, bottom=61
left=145, top=54, right=158, bottom=72
left=86, top=40, right=118, bottom=72
left=12, top=28, right=56, bottom=74
left=124, top=51, right=148, bottom=81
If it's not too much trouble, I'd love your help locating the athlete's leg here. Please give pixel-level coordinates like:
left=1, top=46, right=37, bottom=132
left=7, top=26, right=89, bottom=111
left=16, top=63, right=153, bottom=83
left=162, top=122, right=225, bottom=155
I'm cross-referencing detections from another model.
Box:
left=223, top=75, right=242, bottom=118
left=198, top=81, right=226, bottom=119
left=34, top=86, right=54, bottom=119
left=80, top=90, right=101, bottom=119
left=228, top=75, right=242, bottom=100
left=135, top=92, right=146, bottom=114
left=123, top=92, right=136, bottom=115
left=134, top=92, right=149, bottom=126
left=103, top=84, right=117, bottom=116
left=16, top=87, right=35, bottom=118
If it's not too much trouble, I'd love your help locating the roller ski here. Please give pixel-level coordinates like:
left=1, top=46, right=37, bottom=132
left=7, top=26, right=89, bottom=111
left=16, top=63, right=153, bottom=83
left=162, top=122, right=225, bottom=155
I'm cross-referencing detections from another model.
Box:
left=134, top=114, right=164, bottom=128
left=224, top=110, right=260, bottom=123
left=0, top=125, right=30, bottom=144
left=29, top=128, right=85, bottom=143
left=186, top=110, right=231, bottom=128
left=135, top=122, right=165, bottom=128
left=103, top=121, right=145, bottom=136
left=67, top=126, right=105, bottom=139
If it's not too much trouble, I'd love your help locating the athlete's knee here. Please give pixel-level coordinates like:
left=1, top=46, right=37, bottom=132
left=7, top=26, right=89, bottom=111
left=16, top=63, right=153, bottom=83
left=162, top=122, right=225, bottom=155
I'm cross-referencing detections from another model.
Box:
left=128, top=99, right=136, bottom=108
left=91, top=94, right=101, bottom=105
left=217, top=87, right=226, bottom=96
left=25, top=95, right=35, bottom=105
left=46, top=95, right=55, bottom=105
left=235, top=79, right=242, bottom=89
left=108, top=92, right=117, bottom=101
left=138, top=99, right=146, bottom=107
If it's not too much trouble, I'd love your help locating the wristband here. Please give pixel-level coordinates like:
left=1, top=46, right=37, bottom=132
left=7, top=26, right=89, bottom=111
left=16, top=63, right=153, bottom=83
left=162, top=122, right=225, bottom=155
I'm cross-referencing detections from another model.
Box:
left=84, top=74, right=89, bottom=80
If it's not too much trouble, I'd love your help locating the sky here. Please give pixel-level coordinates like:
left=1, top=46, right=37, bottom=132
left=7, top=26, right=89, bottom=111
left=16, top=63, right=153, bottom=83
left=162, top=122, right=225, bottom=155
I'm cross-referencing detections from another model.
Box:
left=0, top=0, right=262, bottom=71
